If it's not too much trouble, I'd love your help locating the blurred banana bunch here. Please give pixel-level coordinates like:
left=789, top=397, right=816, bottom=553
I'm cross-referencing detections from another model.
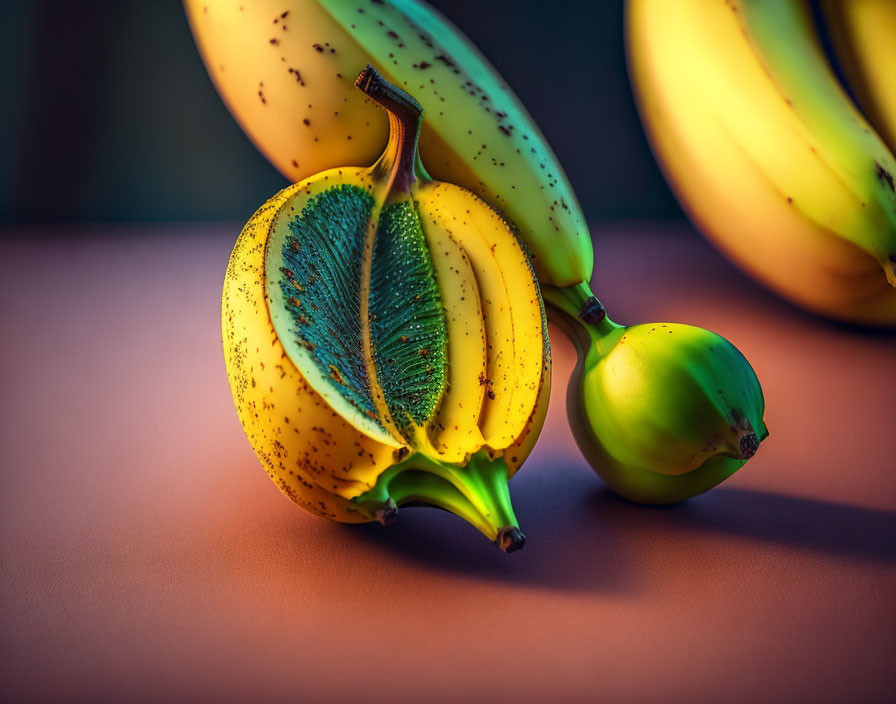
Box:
left=628, top=0, right=896, bottom=326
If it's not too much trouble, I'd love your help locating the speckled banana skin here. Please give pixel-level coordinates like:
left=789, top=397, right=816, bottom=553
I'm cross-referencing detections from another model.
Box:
left=185, top=0, right=592, bottom=288
left=628, top=0, right=896, bottom=325
left=223, top=182, right=396, bottom=522
left=224, top=178, right=550, bottom=525
left=221, top=68, right=550, bottom=541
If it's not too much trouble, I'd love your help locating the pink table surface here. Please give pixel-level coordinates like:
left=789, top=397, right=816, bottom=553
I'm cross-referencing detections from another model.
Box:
left=1, top=223, right=894, bottom=704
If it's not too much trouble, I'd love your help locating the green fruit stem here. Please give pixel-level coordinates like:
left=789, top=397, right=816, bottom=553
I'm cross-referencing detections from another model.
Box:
left=355, top=65, right=430, bottom=192
left=541, top=282, right=624, bottom=357
left=353, top=450, right=524, bottom=552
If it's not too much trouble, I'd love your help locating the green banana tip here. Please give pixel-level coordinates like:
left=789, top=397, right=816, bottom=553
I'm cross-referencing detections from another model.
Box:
left=496, top=526, right=526, bottom=553
left=739, top=432, right=760, bottom=460
left=374, top=498, right=399, bottom=526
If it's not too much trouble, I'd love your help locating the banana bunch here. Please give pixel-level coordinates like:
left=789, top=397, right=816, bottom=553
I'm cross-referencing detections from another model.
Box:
left=223, top=66, right=549, bottom=551
left=821, top=0, right=896, bottom=154
left=191, top=0, right=768, bottom=523
left=627, top=0, right=896, bottom=326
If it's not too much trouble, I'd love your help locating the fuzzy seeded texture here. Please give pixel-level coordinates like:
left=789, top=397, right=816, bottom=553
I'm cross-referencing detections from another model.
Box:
left=280, top=185, right=376, bottom=419
left=371, top=200, right=447, bottom=431
left=279, top=186, right=447, bottom=433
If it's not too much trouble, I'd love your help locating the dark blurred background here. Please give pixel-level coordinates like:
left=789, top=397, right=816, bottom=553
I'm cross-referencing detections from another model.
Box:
left=0, top=0, right=683, bottom=226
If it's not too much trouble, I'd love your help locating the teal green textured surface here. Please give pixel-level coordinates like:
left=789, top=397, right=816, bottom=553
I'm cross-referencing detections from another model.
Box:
left=370, top=200, right=447, bottom=431
left=279, top=188, right=447, bottom=432
left=280, top=185, right=376, bottom=419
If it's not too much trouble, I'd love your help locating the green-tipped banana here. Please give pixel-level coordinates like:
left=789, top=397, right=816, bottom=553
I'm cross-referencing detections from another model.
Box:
left=544, top=284, right=767, bottom=504
left=189, top=0, right=768, bottom=503
left=184, top=0, right=591, bottom=287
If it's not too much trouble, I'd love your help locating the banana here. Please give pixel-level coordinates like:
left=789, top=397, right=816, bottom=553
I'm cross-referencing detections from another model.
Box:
left=223, top=66, right=550, bottom=551
left=627, top=0, right=896, bottom=326
left=418, top=184, right=546, bottom=450
left=191, top=0, right=767, bottom=503
left=821, top=0, right=896, bottom=155
left=184, top=0, right=591, bottom=287
left=543, top=283, right=767, bottom=504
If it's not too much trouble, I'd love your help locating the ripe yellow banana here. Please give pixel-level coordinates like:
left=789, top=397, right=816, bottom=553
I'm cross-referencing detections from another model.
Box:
left=223, top=67, right=550, bottom=550
left=821, top=0, right=896, bottom=154
left=627, top=0, right=896, bottom=326
left=185, top=0, right=591, bottom=288
left=193, top=0, right=768, bottom=505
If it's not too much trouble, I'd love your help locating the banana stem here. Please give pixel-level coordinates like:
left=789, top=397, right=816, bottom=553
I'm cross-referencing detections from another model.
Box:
left=542, top=282, right=622, bottom=354
left=355, top=65, right=430, bottom=190
left=352, top=450, right=524, bottom=552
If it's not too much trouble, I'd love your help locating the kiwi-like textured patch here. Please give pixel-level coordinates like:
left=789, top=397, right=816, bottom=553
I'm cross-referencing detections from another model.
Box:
left=280, top=185, right=376, bottom=419
left=370, top=200, right=447, bottom=432
left=279, top=187, right=447, bottom=436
